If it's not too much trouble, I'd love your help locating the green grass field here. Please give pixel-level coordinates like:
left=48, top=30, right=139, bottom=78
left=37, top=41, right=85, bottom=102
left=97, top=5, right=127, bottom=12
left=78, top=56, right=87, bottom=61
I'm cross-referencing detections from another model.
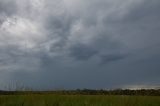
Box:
left=0, top=94, right=160, bottom=106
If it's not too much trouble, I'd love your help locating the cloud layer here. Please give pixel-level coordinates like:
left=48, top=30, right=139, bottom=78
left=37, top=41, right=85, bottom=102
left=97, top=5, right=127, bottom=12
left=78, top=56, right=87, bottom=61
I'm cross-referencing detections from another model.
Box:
left=0, top=0, right=160, bottom=90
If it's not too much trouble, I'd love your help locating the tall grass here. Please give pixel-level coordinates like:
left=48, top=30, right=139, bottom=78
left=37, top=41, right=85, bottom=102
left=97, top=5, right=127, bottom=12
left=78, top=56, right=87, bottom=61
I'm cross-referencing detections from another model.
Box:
left=0, top=94, right=160, bottom=106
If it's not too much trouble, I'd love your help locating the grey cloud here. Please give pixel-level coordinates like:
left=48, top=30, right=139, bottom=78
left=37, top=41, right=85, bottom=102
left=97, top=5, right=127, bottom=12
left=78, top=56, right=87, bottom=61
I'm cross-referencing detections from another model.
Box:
left=100, top=54, right=127, bottom=64
left=0, top=0, right=17, bottom=24
left=123, top=0, right=160, bottom=22
left=69, top=43, right=98, bottom=60
left=0, top=0, right=160, bottom=90
left=0, top=0, right=17, bottom=16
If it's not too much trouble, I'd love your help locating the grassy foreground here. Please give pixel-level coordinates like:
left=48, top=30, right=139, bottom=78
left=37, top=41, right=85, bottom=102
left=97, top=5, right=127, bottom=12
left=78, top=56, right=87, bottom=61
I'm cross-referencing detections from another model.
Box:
left=0, top=94, right=160, bottom=106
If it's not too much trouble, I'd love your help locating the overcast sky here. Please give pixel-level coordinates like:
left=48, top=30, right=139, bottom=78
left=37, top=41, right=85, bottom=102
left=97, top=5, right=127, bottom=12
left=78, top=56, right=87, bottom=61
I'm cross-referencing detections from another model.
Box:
left=0, top=0, right=160, bottom=90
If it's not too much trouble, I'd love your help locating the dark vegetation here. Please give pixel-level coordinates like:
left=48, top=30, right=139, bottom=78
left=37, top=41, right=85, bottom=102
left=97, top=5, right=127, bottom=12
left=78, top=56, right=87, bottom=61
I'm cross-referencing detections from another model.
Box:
left=0, top=89, right=160, bottom=106
left=0, top=89, right=160, bottom=96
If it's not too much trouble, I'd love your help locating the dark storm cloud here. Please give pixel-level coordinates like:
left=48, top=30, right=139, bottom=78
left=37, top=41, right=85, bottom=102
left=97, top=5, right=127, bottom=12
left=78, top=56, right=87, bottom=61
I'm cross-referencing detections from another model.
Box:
left=44, top=14, right=77, bottom=54
left=0, top=0, right=17, bottom=24
left=123, top=0, right=160, bottom=22
left=0, top=0, right=160, bottom=90
left=69, top=43, right=98, bottom=60
left=100, top=54, right=127, bottom=64
left=0, top=0, right=17, bottom=15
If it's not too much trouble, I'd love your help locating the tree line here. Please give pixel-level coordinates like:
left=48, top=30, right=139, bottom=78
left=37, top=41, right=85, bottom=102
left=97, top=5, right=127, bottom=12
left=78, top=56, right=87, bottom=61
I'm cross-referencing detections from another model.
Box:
left=0, top=89, right=160, bottom=96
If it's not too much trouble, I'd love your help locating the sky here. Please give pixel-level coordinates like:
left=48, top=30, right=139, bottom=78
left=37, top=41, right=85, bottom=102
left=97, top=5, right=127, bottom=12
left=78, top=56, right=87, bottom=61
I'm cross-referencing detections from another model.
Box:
left=0, top=0, right=160, bottom=90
